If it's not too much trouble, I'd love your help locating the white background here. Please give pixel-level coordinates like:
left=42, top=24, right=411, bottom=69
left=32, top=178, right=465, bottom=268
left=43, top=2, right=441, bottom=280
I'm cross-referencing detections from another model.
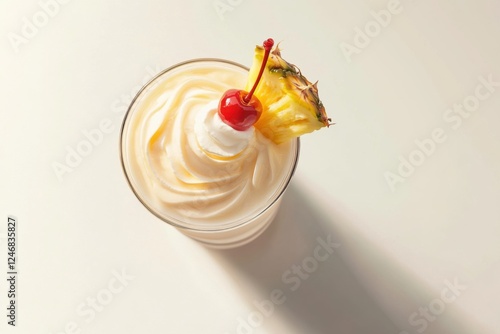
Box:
left=1, top=0, right=500, bottom=333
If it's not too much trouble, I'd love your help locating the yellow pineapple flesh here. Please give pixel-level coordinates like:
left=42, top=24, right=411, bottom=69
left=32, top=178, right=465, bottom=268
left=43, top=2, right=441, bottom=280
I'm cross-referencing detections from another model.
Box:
left=245, top=43, right=331, bottom=144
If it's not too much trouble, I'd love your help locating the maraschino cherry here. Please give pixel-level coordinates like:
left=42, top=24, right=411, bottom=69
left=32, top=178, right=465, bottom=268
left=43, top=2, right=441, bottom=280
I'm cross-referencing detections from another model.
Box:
left=218, top=38, right=274, bottom=131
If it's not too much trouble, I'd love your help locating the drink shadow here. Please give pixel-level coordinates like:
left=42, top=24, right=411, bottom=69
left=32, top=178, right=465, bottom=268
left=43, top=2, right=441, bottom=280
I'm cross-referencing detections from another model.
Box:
left=205, top=181, right=482, bottom=334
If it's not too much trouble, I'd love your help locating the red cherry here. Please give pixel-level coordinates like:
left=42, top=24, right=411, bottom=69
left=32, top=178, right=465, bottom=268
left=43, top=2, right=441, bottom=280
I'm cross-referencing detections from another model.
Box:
left=218, top=38, right=274, bottom=131
left=218, top=89, right=262, bottom=131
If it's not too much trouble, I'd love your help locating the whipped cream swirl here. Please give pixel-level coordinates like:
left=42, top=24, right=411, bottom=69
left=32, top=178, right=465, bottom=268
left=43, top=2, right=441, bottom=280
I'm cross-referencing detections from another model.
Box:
left=124, top=62, right=296, bottom=226
left=194, top=100, right=254, bottom=158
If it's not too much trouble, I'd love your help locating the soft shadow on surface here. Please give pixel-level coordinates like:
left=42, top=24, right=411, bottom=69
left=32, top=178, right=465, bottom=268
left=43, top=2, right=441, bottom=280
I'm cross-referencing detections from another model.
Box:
left=206, top=182, right=483, bottom=334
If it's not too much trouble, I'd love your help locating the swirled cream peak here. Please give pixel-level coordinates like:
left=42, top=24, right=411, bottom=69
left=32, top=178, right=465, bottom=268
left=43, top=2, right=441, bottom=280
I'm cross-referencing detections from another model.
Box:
left=195, top=100, right=254, bottom=158
left=123, top=61, right=296, bottom=227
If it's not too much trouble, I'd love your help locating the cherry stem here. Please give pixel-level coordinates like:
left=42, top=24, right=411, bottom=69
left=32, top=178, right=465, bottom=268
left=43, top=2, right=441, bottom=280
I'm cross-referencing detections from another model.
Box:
left=243, top=38, right=274, bottom=104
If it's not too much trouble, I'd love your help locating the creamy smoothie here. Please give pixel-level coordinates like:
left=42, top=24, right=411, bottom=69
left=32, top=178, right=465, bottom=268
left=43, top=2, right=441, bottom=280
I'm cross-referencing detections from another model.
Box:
left=121, top=59, right=299, bottom=248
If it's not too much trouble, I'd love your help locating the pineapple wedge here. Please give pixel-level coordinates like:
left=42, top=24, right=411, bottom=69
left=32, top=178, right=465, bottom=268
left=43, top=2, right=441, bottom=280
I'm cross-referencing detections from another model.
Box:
left=245, top=43, right=331, bottom=144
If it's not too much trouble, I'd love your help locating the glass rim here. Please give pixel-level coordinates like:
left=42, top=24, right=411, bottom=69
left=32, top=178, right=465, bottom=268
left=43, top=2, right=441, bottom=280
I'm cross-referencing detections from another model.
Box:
left=119, top=58, right=300, bottom=232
